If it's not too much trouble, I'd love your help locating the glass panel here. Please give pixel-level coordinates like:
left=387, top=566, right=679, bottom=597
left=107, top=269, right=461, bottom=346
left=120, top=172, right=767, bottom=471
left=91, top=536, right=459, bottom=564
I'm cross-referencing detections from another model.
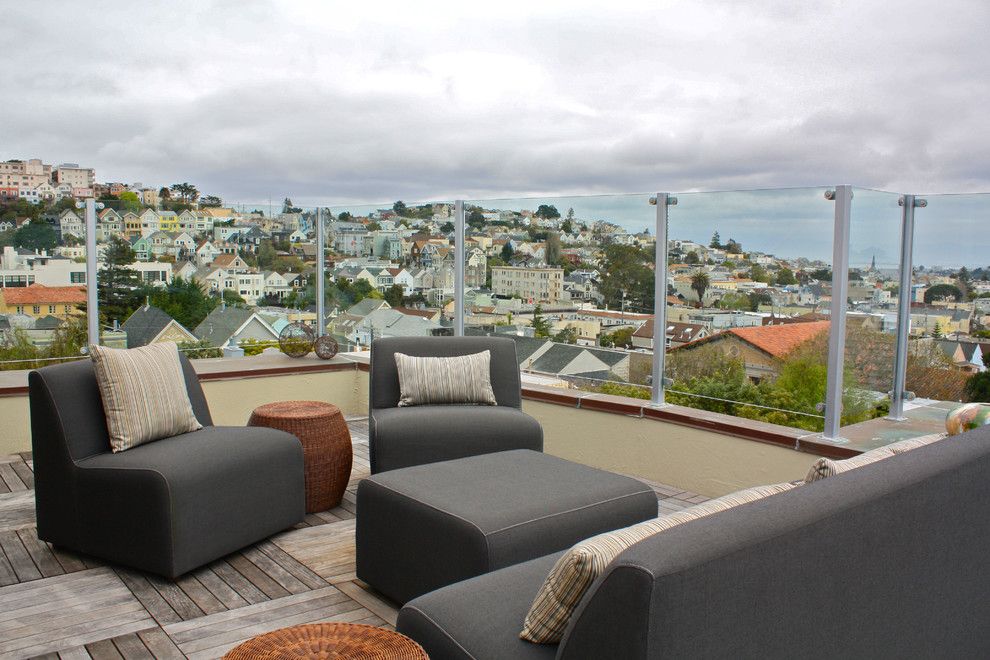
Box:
left=323, top=200, right=453, bottom=351
left=905, top=193, right=990, bottom=433
left=663, top=188, right=832, bottom=432
left=0, top=197, right=90, bottom=369
left=463, top=193, right=655, bottom=398
left=838, top=188, right=906, bottom=449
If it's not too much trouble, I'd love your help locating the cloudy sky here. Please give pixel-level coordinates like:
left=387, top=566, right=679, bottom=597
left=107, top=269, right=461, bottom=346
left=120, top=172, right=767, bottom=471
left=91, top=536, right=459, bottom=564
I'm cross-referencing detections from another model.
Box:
left=3, top=0, right=989, bottom=212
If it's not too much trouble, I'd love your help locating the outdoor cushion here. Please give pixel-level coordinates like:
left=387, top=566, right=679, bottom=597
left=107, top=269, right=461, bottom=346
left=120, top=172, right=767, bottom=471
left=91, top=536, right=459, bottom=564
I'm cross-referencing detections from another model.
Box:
left=356, top=449, right=657, bottom=605
left=370, top=405, right=542, bottom=473
left=91, top=342, right=202, bottom=451
left=394, top=350, right=497, bottom=406
left=886, top=432, right=947, bottom=454
left=520, top=481, right=797, bottom=643
left=804, top=445, right=895, bottom=483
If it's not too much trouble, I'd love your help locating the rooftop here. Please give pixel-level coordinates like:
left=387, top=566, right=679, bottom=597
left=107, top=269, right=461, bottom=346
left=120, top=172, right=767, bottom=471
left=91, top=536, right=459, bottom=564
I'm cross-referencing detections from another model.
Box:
left=0, top=417, right=704, bottom=658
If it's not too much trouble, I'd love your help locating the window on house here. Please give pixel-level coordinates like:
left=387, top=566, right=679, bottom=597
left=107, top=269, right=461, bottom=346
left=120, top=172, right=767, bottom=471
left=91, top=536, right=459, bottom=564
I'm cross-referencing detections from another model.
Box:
left=33, top=305, right=40, bottom=314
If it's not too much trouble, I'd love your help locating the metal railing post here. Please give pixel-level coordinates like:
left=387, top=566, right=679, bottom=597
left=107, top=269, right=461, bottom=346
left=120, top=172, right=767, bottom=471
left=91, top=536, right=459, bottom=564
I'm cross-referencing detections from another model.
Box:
left=315, top=207, right=326, bottom=337
left=84, top=198, right=99, bottom=348
left=650, top=193, right=675, bottom=406
left=454, top=200, right=465, bottom=336
left=888, top=194, right=925, bottom=420
left=823, top=185, right=853, bottom=441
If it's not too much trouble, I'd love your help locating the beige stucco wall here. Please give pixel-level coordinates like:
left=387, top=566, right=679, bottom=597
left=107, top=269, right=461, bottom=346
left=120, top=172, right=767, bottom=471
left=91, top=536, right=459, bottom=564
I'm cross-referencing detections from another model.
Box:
left=524, top=399, right=817, bottom=498
left=1, top=367, right=815, bottom=498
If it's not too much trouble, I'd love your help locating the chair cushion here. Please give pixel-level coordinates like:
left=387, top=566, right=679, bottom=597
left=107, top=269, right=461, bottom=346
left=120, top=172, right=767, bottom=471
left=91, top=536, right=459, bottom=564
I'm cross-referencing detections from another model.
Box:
left=90, top=342, right=202, bottom=452
left=804, top=445, right=895, bottom=483
left=886, top=432, right=947, bottom=454
left=394, top=350, right=497, bottom=406
left=521, top=481, right=797, bottom=643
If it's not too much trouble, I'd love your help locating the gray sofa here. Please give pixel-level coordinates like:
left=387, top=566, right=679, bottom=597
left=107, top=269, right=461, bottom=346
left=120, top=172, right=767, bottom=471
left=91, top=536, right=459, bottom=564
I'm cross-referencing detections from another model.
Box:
left=29, top=355, right=305, bottom=579
left=397, top=426, right=990, bottom=659
left=369, top=336, right=543, bottom=473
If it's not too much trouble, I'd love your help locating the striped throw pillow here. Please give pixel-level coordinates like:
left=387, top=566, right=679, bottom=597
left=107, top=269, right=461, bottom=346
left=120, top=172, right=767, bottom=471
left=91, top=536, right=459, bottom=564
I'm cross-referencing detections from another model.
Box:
left=394, top=351, right=497, bottom=407
left=804, top=445, right=895, bottom=483
left=520, top=482, right=797, bottom=644
left=91, top=342, right=203, bottom=452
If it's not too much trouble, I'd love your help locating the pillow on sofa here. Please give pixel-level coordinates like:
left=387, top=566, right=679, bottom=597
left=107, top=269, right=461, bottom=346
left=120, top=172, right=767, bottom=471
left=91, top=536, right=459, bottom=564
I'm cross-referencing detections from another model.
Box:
left=394, top=350, right=497, bottom=407
left=91, top=342, right=202, bottom=452
left=520, top=481, right=797, bottom=644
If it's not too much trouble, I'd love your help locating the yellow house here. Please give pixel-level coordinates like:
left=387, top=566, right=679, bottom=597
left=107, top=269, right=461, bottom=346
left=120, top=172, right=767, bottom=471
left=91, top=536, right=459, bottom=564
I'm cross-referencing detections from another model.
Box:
left=157, top=211, right=180, bottom=233
left=0, top=284, right=86, bottom=319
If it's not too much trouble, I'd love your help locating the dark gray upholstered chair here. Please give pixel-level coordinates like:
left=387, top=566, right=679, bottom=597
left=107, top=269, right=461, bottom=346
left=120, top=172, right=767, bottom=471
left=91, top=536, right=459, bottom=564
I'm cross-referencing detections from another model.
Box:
left=369, top=336, right=543, bottom=473
left=29, top=354, right=305, bottom=579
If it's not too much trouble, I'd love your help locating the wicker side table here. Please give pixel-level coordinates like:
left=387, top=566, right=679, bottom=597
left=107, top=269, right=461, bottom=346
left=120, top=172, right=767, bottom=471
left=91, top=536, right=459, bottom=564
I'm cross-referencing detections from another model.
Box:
left=248, top=400, right=353, bottom=513
left=224, top=622, right=428, bottom=659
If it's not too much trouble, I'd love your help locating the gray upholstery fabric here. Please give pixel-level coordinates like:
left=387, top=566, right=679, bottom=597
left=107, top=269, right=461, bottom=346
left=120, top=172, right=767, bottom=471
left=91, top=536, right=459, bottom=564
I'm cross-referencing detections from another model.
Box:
left=397, top=553, right=564, bottom=660
left=396, top=428, right=990, bottom=659
left=29, top=355, right=305, bottom=578
left=370, top=405, right=543, bottom=474
left=356, top=449, right=657, bottom=605
left=368, top=336, right=542, bottom=473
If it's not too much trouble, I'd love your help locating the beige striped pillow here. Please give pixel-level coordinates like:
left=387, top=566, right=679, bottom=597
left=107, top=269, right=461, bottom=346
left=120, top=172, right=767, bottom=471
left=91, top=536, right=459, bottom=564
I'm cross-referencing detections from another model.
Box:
left=91, top=342, right=203, bottom=452
left=804, top=445, right=895, bottom=483
left=520, top=482, right=797, bottom=644
left=394, top=350, right=497, bottom=407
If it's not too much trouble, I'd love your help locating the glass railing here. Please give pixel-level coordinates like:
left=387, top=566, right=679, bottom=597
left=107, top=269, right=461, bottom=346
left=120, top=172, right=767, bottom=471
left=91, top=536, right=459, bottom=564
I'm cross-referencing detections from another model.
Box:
left=2, top=186, right=988, bottom=450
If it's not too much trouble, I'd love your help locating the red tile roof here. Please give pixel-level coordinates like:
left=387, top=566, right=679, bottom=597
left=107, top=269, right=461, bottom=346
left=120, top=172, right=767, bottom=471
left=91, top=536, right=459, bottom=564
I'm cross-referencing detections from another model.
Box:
left=393, top=307, right=438, bottom=319
left=2, top=284, right=86, bottom=305
left=674, top=320, right=830, bottom=359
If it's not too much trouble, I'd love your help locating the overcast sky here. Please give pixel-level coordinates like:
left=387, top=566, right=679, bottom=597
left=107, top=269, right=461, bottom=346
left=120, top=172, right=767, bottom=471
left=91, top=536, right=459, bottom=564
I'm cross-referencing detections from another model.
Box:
left=3, top=0, right=989, bottom=210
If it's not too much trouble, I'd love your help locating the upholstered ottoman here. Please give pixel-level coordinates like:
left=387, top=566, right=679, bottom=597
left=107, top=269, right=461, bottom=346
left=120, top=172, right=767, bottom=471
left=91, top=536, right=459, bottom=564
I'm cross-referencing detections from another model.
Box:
left=356, top=449, right=658, bottom=604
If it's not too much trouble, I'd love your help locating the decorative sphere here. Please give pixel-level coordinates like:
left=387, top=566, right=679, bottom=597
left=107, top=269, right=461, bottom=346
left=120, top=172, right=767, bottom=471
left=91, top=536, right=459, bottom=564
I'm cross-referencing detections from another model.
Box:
left=945, top=402, right=990, bottom=435
left=278, top=322, right=315, bottom=358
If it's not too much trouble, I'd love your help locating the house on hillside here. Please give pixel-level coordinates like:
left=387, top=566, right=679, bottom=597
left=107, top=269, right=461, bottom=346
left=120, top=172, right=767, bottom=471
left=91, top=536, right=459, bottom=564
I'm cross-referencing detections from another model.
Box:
left=193, top=306, right=279, bottom=348
left=121, top=304, right=197, bottom=348
left=631, top=319, right=708, bottom=351
left=668, top=320, right=830, bottom=383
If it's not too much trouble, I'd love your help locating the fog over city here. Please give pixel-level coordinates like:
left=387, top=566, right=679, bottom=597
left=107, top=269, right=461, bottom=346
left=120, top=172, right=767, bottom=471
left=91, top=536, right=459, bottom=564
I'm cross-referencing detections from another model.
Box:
left=3, top=0, right=989, bottom=211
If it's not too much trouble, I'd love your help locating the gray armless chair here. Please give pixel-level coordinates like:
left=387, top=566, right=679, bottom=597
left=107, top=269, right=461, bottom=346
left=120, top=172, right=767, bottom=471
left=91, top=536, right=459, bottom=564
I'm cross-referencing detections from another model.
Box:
left=29, top=354, right=305, bottom=579
left=369, top=336, right=543, bottom=474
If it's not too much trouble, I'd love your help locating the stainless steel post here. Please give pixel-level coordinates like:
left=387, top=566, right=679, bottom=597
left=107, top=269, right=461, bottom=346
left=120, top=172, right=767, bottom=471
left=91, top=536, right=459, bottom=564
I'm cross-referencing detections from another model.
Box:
left=823, top=185, right=853, bottom=441
left=650, top=193, right=674, bottom=406
left=316, top=207, right=326, bottom=337
left=454, top=200, right=465, bottom=336
left=888, top=194, right=925, bottom=420
left=84, top=198, right=99, bottom=348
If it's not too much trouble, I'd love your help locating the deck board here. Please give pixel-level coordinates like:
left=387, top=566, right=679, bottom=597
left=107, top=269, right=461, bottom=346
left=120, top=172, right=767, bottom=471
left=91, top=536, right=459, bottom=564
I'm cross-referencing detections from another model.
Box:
left=1, top=416, right=701, bottom=658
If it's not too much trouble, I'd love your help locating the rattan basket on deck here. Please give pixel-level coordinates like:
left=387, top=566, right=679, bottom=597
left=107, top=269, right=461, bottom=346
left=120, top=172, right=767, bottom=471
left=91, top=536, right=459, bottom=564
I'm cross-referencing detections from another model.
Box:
left=224, top=622, right=428, bottom=659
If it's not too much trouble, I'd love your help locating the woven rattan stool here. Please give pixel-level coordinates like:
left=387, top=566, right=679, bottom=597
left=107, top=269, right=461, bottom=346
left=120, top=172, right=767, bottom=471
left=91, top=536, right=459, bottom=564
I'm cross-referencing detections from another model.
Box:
left=224, top=622, right=428, bottom=659
left=249, top=400, right=353, bottom=513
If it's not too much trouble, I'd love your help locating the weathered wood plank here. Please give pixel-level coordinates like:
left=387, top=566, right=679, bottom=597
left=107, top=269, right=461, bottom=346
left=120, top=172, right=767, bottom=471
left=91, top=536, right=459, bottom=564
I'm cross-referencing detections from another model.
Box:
left=240, top=546, right=309, bottom=595
left=0, top=462, right=27, bottom=492
left=56, top=648, right=91, bottom=660
left=336, top=580, right=399, bottom=626
left=18, top=529, right=64, bottom=578
left=135, top=628, right=184, bottom=660
left=254, top=540, right=327, bottom=591
left=10, top=460, right=34, bottom=490
left=50, top=544, right=89, bottom=574
left=190, top=567, right=249, bottom=611
left=0, top=545, right=16, bottom=587
left=209, top=560, right=268, bottom=606
left=145, top=574, right=205, bottom=621
left=84, top=638, right=124, bottom=660
left=0, top=529, right=42, bottom=582
left=114, top=570, right=182, bottom=626
left=109, top=632, right=154, bottom=660
left=0, top=490, right=36, bottom=533
left=174, top=574, right=226, bottom=617
left=225, top=554, right=290, bottom=600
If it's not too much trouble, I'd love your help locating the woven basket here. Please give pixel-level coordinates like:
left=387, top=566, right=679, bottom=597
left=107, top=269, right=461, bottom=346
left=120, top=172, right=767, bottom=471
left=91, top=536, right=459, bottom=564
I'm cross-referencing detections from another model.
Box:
left=248, top=400, right=353, bottom=512
left=224, top=622, right=428, bottom=659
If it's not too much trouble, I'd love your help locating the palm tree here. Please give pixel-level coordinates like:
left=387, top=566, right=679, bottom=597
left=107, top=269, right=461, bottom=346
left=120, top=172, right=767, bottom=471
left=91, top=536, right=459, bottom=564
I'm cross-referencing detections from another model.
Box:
left=690, top=271, right=711, bottom=304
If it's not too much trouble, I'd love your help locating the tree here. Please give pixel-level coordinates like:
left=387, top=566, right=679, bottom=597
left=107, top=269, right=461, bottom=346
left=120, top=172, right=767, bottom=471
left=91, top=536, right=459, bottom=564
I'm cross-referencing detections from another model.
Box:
left=200, top=195, right=222, bottom=208
left=283, top=198, right=302, bottom=214
left=534, top=204, right=560, bottom=220
left=748, top=290, right=773, bottom=311
left=392, top=201, right=408, bottom=217
left=774, top=267, right=797, bottom=285
left=684, top=251, right=700, bottom=265
left=710, top=231, right=722, bottom=249
left=749, top=263, right=770, bottom=283
left=600, top=327, right=634, bottom=348
left=597, top=244, right=654, bottom=313
left=221, top=289, right=246, bottom=306
left=725, top=238, right=743, bottom=253
left=501, top=242, right=515, bottom=261
left=256, top=240, right=277, bottom=271
left=147, top=277, right=217, bottom=329
left=809, top=268, right=832, bottom=281
left=924, top=283, right=963, bottom=303
left=338, top=211, right=353, bottom=222
left=97, top=236, right=144, bottom=325
left=719, top=292, right=751, bottom=311
left=932, top=321, right=944, bottom=339
left=467, top=209, right=486, bottom=230
left=552, top=326, right=579, bottom=344
left=531, top=305, right=552, bottom=338
left=440, top=221, right=455, bottom=234
left=690, top=271, right=710, bottom=303
left=561, top=219, right=573, bottom=235
left=366, top=221, right=382, bottom=232
left=14, top=222, right=57, bottom=252
left=118, top=191, right=142, bottom=214
left=384, top=284, right=405, bottom=307
left=964, top=372, right=990, bottom=402
left=170, top=183, right=199, bottom=203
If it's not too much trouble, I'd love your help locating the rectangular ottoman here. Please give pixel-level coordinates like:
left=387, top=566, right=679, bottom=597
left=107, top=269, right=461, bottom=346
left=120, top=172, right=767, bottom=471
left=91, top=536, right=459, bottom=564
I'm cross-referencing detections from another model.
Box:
left=356, top=449, right=658, bottom=605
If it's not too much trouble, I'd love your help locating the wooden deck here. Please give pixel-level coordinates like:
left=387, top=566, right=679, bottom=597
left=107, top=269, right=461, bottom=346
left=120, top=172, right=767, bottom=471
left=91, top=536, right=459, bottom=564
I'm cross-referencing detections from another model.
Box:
left=0, top=418, right=707, bottom=659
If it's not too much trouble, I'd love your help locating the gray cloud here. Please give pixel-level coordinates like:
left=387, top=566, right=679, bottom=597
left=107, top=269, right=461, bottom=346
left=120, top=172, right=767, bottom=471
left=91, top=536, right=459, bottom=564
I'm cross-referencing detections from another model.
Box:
left=2, top=0, right=988, bottom=209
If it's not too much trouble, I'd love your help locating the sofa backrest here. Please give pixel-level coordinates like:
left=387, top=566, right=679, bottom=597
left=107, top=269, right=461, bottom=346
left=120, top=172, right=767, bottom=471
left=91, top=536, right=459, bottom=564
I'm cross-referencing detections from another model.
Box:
left=369, top=336, right=523, bottom=410
left=29, top=352, right=212, bottom=462
left=558, top=426, right=990, bottom=659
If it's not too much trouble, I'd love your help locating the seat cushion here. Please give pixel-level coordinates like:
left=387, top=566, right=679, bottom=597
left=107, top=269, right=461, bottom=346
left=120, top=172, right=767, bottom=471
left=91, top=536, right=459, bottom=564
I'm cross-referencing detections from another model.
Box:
left=398, top=552, right=563, bottom=660
left=371, top=405, right=543, bottom=473
left=356, top=449, right=658, bottom=603
left=76, top=425, right=304, bottom=576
